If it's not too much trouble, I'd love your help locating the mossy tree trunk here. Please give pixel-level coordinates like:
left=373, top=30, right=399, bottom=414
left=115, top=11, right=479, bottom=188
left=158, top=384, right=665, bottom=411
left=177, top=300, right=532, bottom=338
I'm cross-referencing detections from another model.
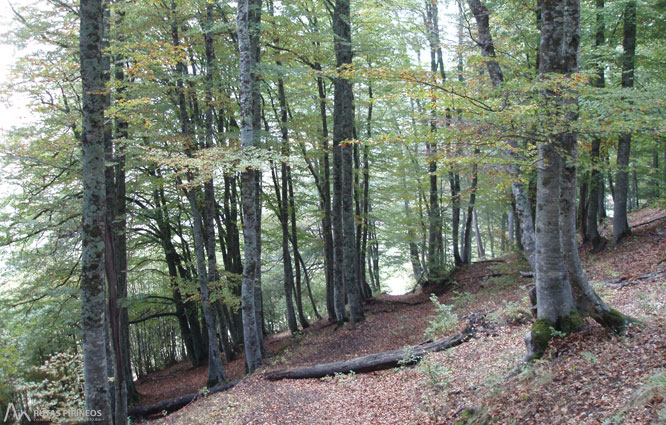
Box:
left=526, top=0, right=630, bottom=361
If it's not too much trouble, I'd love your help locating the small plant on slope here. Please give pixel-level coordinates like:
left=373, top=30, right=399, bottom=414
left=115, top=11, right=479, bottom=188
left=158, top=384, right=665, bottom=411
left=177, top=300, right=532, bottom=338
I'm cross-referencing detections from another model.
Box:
left=424, top=294, right=459, bottom=340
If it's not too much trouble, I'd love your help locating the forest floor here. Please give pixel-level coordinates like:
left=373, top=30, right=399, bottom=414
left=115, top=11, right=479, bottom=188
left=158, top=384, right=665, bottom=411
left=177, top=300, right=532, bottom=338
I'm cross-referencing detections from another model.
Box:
left=137, top=207, right=666, bottom=425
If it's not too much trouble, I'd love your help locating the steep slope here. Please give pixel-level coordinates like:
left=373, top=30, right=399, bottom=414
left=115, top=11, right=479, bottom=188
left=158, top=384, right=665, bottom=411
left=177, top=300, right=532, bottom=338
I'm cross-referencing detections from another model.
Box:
left=139, top=207, right=666, bottom=424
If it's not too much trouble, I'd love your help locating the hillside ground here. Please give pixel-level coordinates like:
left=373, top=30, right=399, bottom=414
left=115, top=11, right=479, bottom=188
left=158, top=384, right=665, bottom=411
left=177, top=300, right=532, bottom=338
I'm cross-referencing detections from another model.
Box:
left=136, top=207, right=666, bottom=425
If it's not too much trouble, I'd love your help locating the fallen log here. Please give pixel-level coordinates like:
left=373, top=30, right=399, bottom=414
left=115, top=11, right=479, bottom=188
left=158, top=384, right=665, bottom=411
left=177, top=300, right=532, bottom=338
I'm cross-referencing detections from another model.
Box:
left=603, top=269, right=666, bottom=289
left=265, top=315, right=482, bottom=381
left=632, top=214, right=666, bottom=228
left=128, top=380, right=238, bottom=419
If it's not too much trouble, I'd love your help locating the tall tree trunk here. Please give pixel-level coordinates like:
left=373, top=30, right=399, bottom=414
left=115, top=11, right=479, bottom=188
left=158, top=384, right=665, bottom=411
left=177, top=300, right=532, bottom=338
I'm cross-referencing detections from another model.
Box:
left=334, top=0, right=363, bottom=323
left=287, top=170, right=309, bottom=328
left=424, top=0, right=446, bottom=280
left=467, top=0, right=536, bottom=270
left=315, top=73, right=336, bottom=323
left=585, top=0, right=606, bottom=249
left=237, top=0, right=263, bottom=372
left=271, top=165, right=298, bottom=333
left=462, top=158, right=479, bottom=264
left=613, top=0, right=636, bottom=244
left=170, top=0, right=226, bottom=387
left=80, top=0, right=112, bottom=420
left=110, top=2, right=136, bottom=404
left=102, top=5, right=128, bottom=421
left=525, top=0, right=627, bottom=361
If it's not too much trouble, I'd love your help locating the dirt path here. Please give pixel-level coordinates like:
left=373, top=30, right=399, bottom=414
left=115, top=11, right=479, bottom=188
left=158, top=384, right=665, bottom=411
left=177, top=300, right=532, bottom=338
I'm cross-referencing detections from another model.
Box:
left=139, top=208, right=666, bottom=425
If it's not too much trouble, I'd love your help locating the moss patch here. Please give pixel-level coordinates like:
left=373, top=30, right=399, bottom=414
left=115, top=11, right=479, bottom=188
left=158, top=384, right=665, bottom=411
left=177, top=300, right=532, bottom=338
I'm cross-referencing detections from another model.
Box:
left=559, top=309, right=584, bottom=334
left=599, top=308, right=627, bottom=334
left=531, top=319, right=554, bottom=357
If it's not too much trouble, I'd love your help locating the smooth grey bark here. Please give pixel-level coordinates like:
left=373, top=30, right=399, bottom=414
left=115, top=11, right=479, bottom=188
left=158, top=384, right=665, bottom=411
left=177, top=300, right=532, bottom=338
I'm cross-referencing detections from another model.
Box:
left=473, top=210, right=485, bottom=258
left=80, top=0, right=113, bottom=421
left=250, top=0, right=265, bottom=354
left=287, top=170, right=310, bottom=327
left=525, top=0, right=579, bottom=360
left=102, top=5, right=127, bottom=422
left=534, top=142, right=575, bottom=322
left=585, top=0, right=606, bottom=252
left=170, top=0, right=226, bottom=387
left=424, top=0, right=446, bottom=279
left=560, top=134, right=626, bottom=331
left=184, top=189, right=227, bottom=387
left=613, top=0, right=636, bottom=244
left=271, top=165, right=298, bottom=333
left=237, top=0, right=263, bottom=373
left=334, top=0, right=363, bottom=323
left=467, top=0, right=536, bottom=270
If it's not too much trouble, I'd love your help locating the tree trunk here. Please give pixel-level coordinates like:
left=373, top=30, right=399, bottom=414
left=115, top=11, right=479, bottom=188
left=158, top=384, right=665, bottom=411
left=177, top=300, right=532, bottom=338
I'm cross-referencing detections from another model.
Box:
left=288, top=170, right=310, bottom=328
left=128, top=381, right=238, bottom=419
left=560, top=132, right=627, bottom=333
left=171, top=0, right=226, bottom=387
left=525, top=0, right=627, bottom=361
left=266, top=325, right=475, bottom=381
left=272, top=165, right=298, bottom=333
left=334, top=0, right=363, bottom=323
left=584, top=0, right=605, bottom=252
left=80, top=0, right=112, bottom=420
left=474, top=210, right=485, bottom=259
left=316, top=74, right=336, bottom=323
left=237, top=0, right=263, bottom=373
left=424, top=0, right=446, bottom=280
left=467, top=0, right=536, bottom=270
left=613, top=0, right=636, bottom=245
left=526, top=0, right=580, bottom=361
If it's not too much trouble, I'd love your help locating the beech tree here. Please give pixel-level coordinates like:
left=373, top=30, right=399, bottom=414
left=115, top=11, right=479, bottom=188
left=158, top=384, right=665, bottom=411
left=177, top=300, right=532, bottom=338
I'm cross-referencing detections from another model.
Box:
left=237, top=0, right=264, bottom=372
left=80, top=0, right=112, bottom=421
left=525, top=0, right=629, bottom=360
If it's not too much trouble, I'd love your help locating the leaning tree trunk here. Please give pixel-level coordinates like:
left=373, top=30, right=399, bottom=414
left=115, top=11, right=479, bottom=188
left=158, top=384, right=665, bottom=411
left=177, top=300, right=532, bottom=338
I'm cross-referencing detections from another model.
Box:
left=613, top=0, right=636, bottom=245
left=467, top=0, right=536, bottom=270
left=80, top=0, right=113, bottom=421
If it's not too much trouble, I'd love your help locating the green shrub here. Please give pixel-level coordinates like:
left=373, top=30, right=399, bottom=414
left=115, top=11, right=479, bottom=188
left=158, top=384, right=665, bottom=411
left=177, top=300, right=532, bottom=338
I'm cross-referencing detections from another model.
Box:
left=424, top=294, right=459, bottom=340
left=15, top=351, right=85, bottom=423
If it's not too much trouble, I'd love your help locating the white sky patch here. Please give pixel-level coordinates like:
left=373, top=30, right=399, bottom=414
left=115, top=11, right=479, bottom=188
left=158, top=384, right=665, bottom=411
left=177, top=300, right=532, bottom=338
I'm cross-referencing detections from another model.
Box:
left=0, top=0, right=32, bottom=138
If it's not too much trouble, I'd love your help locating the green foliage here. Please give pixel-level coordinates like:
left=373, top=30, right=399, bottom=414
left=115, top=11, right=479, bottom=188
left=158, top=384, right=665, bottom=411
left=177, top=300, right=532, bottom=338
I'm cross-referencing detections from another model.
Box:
left=14, top=351, right=85, bottom=423
left=398, top=347, right=419, bottom=368
left=415, top=354, right=450, bottom=389
left=424, top=294, right=459, bottom=340
left=530, top=319, right=554, bottom=358
left=333, top=370, right=357, bottom=386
